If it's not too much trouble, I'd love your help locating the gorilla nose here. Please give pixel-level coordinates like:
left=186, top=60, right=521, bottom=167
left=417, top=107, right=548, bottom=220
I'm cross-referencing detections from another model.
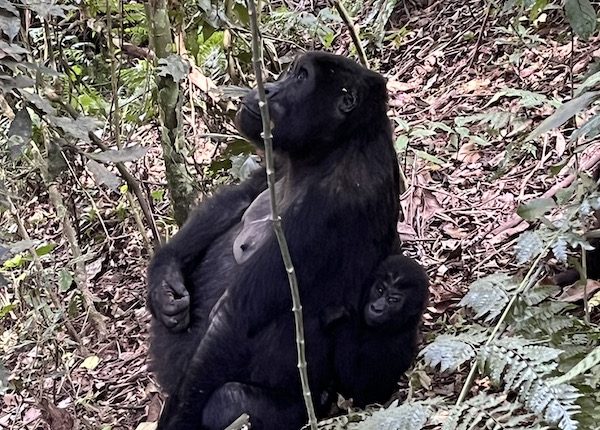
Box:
left=370, top=303, right=383, bottom=314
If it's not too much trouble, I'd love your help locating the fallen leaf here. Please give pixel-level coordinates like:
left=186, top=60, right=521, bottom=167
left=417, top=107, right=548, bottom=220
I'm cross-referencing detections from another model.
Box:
left=559, top=280, right=600, bottom=302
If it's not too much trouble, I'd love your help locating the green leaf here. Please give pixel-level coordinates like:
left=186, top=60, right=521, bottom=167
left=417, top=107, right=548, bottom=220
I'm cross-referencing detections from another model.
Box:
left=530, top=0, right=548, bottom=21
left=517, top=197, right=557, bottom=220
left=570, top=113, right=600, bottom=141
left=575, top=70, right=600, bottom=96
left=394, top=135, right=409, bottom=152
left=86, top=160, right=120, bottom=190
left=552, top=346, right=600, bottom=385
left=525, top=91, right=600, bottom=141
left=413, top=150, right=446, bottom=165
left=88, top=146, right=148, bottom=164
left=0, top=304, right=16, bottom=319
left=565, top=0, right=597, bottom=40
left=157, top=54, right=190, bottom=83
left=58, top=269, right=74, bottom=292
left=35, top=243, right=56, bottom=257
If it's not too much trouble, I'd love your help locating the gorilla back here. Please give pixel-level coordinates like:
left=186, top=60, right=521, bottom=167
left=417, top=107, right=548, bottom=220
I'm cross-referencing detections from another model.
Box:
left=148, top=52, right=401, bottom=430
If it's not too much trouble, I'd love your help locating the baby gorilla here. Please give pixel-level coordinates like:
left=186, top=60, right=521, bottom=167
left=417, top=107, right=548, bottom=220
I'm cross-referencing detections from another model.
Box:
left=328, top=254, right=429, bottom=407
left=201, top=255, right=429, bottom=429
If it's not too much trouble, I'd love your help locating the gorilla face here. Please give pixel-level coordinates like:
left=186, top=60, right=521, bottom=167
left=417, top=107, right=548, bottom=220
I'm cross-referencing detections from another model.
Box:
left=235, top=52, right=387, bottom=157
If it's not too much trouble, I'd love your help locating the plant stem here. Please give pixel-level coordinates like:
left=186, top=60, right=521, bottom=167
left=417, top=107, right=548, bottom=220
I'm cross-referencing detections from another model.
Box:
left=455, top=248, right=549, bottom=405
left=246, top=2, right=318, bottom=428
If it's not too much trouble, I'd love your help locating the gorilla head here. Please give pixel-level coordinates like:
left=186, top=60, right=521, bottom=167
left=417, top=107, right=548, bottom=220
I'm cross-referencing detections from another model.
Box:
left=236, top=52, right=388, bottom=157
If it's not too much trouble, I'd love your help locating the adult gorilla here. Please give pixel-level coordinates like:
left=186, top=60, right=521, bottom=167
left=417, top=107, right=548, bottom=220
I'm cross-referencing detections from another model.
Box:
left=147, top=52, right=400, bottom=429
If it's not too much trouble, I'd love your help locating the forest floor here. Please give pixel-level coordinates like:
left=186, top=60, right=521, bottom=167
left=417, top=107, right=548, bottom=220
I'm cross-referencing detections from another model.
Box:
left=2, top=1, right=600, bottom=429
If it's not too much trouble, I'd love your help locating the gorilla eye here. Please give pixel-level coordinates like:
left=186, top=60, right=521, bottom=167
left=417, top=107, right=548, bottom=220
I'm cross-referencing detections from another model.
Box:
left=388, top=297, right=399, bottom=303
left=297, top=67, right=308, bottom=81
left=377, top=286, right=384, bottom=296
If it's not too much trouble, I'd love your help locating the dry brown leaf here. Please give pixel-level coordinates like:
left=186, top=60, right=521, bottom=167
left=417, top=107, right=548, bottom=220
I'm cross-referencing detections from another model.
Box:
left=559, top=280, right=600, bottom=302
left=459, top=78, right=490, bottom=94
left=39, top=399, right=74, bottom=430
left=553, top=130, right=566, bottom=157
left=442, top=224, right=468, bottom=239
left=457, top=142, right=481, bottom=163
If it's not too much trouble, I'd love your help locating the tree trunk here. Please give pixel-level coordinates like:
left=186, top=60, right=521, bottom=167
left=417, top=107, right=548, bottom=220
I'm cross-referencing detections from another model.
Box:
left=146, top=0, right=197, bottom=226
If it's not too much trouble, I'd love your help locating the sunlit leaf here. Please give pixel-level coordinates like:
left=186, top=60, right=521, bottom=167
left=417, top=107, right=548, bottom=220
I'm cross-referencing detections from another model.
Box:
left=80, top=355, right=100, bottom=370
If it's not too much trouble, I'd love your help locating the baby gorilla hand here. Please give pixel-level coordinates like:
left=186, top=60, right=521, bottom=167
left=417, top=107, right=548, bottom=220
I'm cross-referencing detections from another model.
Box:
left=148, top=255, right=190, bottom=332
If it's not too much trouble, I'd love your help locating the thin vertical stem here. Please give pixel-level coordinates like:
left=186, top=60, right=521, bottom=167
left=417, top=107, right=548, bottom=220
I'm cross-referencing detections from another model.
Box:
left=246, top=1, right=318, bottom=428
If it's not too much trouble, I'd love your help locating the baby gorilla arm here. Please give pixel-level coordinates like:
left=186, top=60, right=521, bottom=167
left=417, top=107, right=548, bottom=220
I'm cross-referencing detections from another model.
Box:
left=147, top=167, right=267, bottom=332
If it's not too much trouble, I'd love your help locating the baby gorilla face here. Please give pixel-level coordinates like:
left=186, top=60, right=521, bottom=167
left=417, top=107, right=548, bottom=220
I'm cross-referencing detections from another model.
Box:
left=364, top=274, right=407, bottom=327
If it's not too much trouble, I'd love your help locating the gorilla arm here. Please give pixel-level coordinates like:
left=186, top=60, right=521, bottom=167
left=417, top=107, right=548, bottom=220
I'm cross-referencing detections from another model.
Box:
left=147, top=167, right=267, bottom=332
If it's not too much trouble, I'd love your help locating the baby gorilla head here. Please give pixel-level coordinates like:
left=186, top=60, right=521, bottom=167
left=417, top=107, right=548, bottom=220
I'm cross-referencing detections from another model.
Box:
left=364, top=255, right=429, bottom=329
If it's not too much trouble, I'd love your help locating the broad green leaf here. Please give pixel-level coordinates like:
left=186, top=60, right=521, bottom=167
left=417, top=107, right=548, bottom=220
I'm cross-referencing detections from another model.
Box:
left=525, top=91, right=600, bottom=141
left=35, top=243, right=56, bottom=257
left=413, top=150, right=445, bottom=165
left=565, top=0, right=597, bottom=40
left=575, top=70, right=600, bottom=96
left=551, top=346, right=600, bottom=385
left=517, top=197, right=557, bottom=220
left=530, top=0, right=548, bottom=21
left=88, top=146, right=148, bottom=164
left=0, top=304, right=15, bottom=319
left=86, top=160, right=120, bottom=190
left=570, top=113, right=600, bottom=141
left=157, top=55, right=189, bottom=83
left=80, top=355, right=100, bottom=370
left=394, top=135, right=408, bottom=152
left=3, top=253, right=24, bottom=268
left=58, top=269, right=74, bottom=292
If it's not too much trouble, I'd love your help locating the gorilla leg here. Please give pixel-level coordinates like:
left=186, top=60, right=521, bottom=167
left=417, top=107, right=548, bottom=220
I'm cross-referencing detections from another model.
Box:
left=202, top=382, right=305, bottom=430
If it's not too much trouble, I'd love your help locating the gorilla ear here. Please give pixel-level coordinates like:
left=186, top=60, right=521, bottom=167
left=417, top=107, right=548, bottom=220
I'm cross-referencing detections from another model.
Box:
left=339, top=88, right=358, bottom=113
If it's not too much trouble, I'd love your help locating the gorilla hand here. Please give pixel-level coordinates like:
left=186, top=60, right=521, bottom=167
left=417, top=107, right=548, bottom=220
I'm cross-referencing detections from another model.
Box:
left=147, top=251, right=190, bottom=332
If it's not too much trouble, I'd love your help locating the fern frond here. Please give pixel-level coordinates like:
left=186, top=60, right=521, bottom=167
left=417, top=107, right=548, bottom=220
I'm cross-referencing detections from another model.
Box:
left=420, top=334, right=483, bottom=372
left=522, top=285, right=560, bottom=306
left=479, top=339, right=581, bottom=429
left=522, top=383, right=580, bottom=430
left=442, top=393, right=548, bottom=430
left=512, top=300, right=575, bottom=336
left=515, top=231, right=544, bottom=264
left=356, top=402, right=431, bottom=430
left=459, top=274, right=518, bottom=322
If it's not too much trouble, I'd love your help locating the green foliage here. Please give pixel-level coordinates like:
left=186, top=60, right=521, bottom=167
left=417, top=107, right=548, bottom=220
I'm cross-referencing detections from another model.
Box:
left=514, top=174, right=600, bottom=266
left=357, top=402, right=431, bottom=430
left=564, top=0, right=597, bottom=40
left=443, top=394, right=547, bottom=430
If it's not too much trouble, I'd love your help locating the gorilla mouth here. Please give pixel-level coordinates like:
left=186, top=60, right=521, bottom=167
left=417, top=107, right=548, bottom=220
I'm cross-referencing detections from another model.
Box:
left=241, top=102, right=261, bottom=119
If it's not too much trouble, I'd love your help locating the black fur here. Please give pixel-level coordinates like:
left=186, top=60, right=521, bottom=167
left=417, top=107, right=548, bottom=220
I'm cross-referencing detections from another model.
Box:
left=327, top=255, right=429, bottom=407
left=147, top=52, right=400, bottom=430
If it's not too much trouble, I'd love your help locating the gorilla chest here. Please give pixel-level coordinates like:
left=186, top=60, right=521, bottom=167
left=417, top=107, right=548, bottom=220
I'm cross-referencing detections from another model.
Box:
left=233, top=180, right=302, bottom=264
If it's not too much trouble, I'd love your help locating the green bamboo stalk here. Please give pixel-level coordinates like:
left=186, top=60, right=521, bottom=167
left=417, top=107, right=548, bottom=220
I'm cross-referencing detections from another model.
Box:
left=246, top=2, right=318, bottom=428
